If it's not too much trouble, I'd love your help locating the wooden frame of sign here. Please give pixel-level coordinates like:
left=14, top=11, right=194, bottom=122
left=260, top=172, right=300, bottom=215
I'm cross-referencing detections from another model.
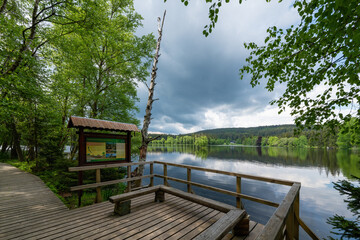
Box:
left=78, top=129, right=131, bottom=166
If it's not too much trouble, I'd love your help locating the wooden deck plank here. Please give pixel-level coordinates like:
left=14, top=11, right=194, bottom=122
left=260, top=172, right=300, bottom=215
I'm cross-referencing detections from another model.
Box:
left=179, top=211, right=225, bottom=240
left=221, top=220, right=258, bottom=240
left=170, top=211, right=224, bottom=240
left=123, top=201, right=205, bottom=240
left=3, top=194, right=159, bottom=240
left=145, top=206, right=214, bottom=240
left=96, top=197, right=199, bottom=240
left=0, top=208, right=66, bottom=228
left=0, top=204, right=111, bottom=239
left=0, top=193, right=153, bottom=232
left=194, top=209, right=246, bottom=240
left=71, top=200, right=185, bottom=240
left=39, top=195, right=183, bottom=240
left=243, top=222, right=265, bottom=240
left=57, top=196, right=184, bottom=240
left=0, top=202, right=108, bottom=233
left=0, top=202, right=65, bottom=216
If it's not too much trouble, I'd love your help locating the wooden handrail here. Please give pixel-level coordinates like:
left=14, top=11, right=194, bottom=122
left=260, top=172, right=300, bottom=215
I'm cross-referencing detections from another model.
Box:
left=256, top=183, right=300, bottom=240
left=70, top=175, right=153, bottom=191
left=155, top=174, right=279, bottom=207
left=154, top=161, right=296, bottom=186
left=69, top=161, right=154, bottom=172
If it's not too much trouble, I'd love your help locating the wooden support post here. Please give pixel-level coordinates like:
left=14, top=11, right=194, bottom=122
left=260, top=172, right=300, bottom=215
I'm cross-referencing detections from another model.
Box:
left=78, top=127, right=85, bottom=207
left=234, top=177, right=249, bottom=237
left=127, top=165, right=131, bottom=192
left=187, top=168, right=192, bottom=193
left=285, top=204, right=295, bottom=240
left=155, top=190, right=165, bottom=202
left=233, top=215, right=250, bottom=236
left=293, top=192, right=300, bottom=240
left=95, top=169, right=102, bottom=203
left=236, top=176, right=243, bottom=209
left=126, top=132, right=131, bottom=162
left=114, top=200, right=131, bottom=216
left=77, top=171, right=83, bottom=207
left=163, top=163, right=168, bottom=186
left=150, top=162, right=154, bottom=187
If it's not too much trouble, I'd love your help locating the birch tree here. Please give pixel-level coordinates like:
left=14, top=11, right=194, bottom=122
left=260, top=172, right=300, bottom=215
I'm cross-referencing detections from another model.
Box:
left=134, top=11, right=166, bottom=185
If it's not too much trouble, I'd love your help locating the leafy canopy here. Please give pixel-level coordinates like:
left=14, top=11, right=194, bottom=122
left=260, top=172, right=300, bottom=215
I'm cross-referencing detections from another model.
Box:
left=240, top=0, right=360, bottom=131
left=50, top=0, right=155, bottom=123
left=0, top=0, right=155, bottom=162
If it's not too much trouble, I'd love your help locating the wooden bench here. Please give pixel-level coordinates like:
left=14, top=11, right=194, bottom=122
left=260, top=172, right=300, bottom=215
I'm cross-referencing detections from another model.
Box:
left=109, top=185, right=162, bottom=215
left=109, top=185, right=249, bottom=238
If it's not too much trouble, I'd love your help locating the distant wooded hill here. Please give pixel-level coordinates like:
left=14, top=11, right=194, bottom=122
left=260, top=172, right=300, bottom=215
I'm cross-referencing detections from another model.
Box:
left=191, top=125, right=297, bottom=140
left=150, top=121, right=359, bottom=149
left=150, top=125, right=298, bottom=141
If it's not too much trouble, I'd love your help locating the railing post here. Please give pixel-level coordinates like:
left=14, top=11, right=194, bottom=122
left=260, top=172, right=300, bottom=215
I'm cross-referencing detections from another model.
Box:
left=187, top=168, right=192, bottom=193
left=294, top=191, right=300, bottom=239
left=95, top=169, right=102, bottom=203
left=163, top=163, right=168, bottom=186
left=286, top=184, right=299, bottom=240
left=236, top=176, right=243, bottom=209
left=150, top=162, right=154, bottom=187
left=127, top=165, right=132, bottom=192
left=285, top=204, right=295, bottom=240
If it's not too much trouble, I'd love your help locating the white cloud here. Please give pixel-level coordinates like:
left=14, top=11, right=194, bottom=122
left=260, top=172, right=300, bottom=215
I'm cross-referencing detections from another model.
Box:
left=153, top=104, right=293, bottom=134
left=202, top=104, right=294, bottom=129
left=144, top=104, right=294, bottom=134
left=151, top=115, right=203, bottom=135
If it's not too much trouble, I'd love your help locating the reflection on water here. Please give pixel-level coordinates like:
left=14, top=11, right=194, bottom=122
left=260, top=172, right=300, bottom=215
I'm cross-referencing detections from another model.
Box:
left=148, top=145, right=360, bottom=179
left=141, top=146, right=359, bottom=239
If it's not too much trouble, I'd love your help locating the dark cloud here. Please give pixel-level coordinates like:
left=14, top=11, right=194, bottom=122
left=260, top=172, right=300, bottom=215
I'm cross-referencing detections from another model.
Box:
left=134, top=0, right=299, bottom=134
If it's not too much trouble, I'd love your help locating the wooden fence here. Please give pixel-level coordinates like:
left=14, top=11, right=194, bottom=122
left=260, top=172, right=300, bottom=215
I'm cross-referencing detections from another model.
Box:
left=69, top=161, right=319, bottom=240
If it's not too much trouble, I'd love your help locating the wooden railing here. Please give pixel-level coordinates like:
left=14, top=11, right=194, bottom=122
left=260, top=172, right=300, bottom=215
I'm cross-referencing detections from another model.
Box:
left=69, top=161, right=319, bottom=240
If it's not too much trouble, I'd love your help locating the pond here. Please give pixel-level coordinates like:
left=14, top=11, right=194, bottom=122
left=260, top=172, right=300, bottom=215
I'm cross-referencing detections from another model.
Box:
left=138, top=145, right=359, bottom=239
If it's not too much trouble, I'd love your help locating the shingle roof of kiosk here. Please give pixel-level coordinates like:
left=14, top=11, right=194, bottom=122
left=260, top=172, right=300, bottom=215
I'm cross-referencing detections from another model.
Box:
left=67, top=116, right=139, bottom=132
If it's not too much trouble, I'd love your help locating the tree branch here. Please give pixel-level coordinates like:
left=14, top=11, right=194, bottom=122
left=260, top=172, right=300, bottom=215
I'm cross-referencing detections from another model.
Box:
left=147, top=135, right=163, bottom=144
left=0, top=0, right=7, bottom=14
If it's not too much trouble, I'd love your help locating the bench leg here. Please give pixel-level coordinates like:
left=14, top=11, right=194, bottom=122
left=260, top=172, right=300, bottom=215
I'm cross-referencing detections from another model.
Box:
left=114, top=200, right=131, bottom=216
left=155, top=190, right=165, bottom=202
left=233, top=215, right=250, bottom=236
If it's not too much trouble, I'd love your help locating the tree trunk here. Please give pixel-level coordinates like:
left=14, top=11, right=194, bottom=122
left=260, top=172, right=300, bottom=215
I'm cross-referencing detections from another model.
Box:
left=0, top=0, right=8, bottom=14
left=10, top=146, right=17, bottom=159
left=1, top=141, right=8, bottom=154
left=133, top=11, right=166, bottom=188
left=70, top=131, right=79, bottom=161
left=11, top=120, right=24, bottom=162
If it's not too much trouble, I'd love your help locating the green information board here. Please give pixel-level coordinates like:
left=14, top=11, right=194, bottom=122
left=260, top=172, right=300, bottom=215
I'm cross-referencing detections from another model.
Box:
left=86, top=138, right=126, bottom=163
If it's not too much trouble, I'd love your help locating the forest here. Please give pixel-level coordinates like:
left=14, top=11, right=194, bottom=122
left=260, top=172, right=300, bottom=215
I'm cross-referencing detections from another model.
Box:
left=150, top=120, right=360, bottom=149
left=0, top=0, right=155, bottom=165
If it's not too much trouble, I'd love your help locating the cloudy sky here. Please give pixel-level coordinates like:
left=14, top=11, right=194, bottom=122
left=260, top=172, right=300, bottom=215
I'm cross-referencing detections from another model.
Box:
left=133, top=0, right=300, bottom=134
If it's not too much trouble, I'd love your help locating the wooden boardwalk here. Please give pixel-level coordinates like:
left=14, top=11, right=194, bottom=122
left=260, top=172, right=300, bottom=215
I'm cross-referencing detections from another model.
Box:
left=0, top=163, right=263, bottom=239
